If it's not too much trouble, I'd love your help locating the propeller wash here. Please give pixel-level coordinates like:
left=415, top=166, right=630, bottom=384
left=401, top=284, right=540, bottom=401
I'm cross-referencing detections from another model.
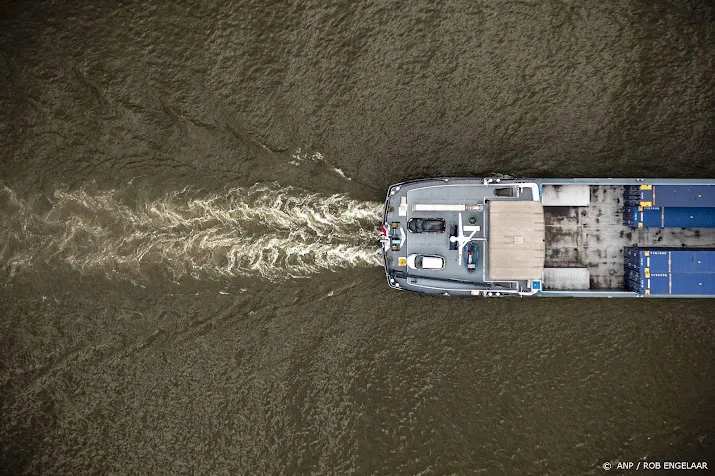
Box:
left=0, top=184, right=383, bottom=282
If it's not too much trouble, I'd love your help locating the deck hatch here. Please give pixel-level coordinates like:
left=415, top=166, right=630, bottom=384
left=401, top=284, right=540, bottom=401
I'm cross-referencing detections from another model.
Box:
left=488, top=200, right=545, bottom=280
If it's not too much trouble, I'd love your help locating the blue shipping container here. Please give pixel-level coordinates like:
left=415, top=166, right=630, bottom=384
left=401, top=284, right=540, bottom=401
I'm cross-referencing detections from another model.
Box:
left=624, top=248, right=715, bottom=273
left=638, top=274, right=715, bottom=296
left=671, top=250, right=715, bottom=273
left=638, top=185, right=715, bottom=208
left=624, top=207, right=715, bottom=228
left=661, top=207, right=715, bottom=228
left=623, top=249, right=669, bottom=273
left=671, top=273, right=715, bottom=295
left=645, top=274, right=670, bottom=295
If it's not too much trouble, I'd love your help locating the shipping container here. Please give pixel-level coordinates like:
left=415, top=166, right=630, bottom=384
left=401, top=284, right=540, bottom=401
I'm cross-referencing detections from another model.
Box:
left=670, top=250, right=715, bottom=273
left=663, top=207, right=715, bottom=228
left=624, top=248, right=715, bottom=270
left=671, top=273, right=715, bottom=295
left=623, top=185, right=715, bottom=208
left=630, top=273, right=715, bottom=296
left=624, top=248, right=669, bottom=277
left=623, top=206, right=715, bottom=228
left=623, top=247, right=715, bottom=295
left=623, top=206, right=662, bottom=228
left=644, top=274, right=670, bottom=295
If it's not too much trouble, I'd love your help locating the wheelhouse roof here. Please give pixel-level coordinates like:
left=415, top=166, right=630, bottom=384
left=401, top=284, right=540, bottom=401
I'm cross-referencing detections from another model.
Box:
left=488, top=200, right=545, bottom=280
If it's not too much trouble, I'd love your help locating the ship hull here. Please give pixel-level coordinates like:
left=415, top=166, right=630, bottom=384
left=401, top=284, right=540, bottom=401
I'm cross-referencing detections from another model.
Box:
left=381, top=178, right=715, bottom=297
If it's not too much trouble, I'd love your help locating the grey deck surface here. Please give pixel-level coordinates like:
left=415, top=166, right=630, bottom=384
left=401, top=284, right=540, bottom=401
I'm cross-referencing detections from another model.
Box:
left=394, top=182, right=539, bottom=283
left=402, top=184, right=489, bottom=282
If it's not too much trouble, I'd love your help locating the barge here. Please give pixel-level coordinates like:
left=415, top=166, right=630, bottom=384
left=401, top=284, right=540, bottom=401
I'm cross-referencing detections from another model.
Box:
left=379, top=178, right=715, bottom=297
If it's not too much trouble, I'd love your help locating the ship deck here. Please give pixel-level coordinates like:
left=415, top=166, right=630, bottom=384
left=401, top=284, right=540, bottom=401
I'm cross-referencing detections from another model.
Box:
left=400, top=184, right=489, bottom=282
left=382, top=177, right=715, bottom=297
left=382, top=178, right=542, bottom=295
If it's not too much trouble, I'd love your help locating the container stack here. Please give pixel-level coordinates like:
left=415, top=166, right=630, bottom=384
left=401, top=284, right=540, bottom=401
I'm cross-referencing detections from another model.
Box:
left=623, top=206, right=715, bottom=228
left=623, top=185, right=715, bottom=228
left=623, top=247, right=715, bottom=296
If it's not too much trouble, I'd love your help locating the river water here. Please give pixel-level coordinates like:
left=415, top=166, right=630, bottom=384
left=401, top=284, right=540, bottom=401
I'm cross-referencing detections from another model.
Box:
left=1, top=1, right=714, bottom=474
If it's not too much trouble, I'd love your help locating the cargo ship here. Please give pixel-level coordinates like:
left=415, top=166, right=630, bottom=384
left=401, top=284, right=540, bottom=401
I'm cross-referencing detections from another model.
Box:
left=379, top=178, right=715, bottom=297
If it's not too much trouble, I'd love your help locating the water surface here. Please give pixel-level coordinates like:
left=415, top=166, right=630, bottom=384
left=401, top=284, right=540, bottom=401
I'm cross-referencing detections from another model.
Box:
left=1, top=1, right=714, bottom=474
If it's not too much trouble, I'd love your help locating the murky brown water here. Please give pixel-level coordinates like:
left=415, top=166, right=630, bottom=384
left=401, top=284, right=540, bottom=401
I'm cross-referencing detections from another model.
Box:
left=2, top=1, right=714, bottom=474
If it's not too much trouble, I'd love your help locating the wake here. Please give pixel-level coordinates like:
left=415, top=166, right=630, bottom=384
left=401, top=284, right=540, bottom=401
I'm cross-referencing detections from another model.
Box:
left=0, top=183, right=383, bottom=282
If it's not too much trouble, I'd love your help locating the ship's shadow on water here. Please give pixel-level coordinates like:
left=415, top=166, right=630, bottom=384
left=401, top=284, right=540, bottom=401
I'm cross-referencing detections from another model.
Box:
left=0, top=183, right=383, bottom=284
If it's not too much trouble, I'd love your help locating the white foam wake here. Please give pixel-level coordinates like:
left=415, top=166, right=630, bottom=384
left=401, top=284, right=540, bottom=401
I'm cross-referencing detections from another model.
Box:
left=0, top=183, right=383, bottom=282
